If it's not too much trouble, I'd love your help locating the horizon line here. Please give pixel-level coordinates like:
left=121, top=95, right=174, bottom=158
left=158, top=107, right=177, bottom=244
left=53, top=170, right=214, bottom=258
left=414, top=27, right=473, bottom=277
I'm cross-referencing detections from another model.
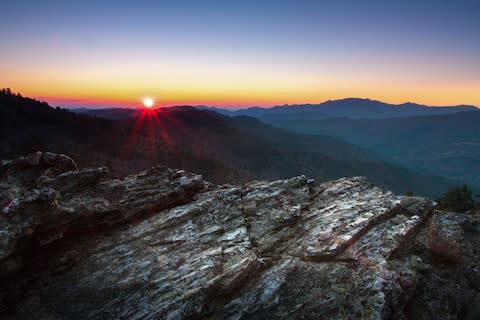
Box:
left=53, top=97, right=479, bottom=111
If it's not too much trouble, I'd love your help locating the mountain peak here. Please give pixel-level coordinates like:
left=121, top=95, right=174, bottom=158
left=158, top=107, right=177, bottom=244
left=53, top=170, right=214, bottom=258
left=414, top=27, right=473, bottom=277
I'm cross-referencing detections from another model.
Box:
left=331, top=97, right=377, bottom=103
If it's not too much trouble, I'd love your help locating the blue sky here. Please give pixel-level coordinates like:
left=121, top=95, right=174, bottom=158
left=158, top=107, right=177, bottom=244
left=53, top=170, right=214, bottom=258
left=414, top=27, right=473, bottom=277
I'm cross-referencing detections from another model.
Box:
left=1, top=0, right=479, bottom=107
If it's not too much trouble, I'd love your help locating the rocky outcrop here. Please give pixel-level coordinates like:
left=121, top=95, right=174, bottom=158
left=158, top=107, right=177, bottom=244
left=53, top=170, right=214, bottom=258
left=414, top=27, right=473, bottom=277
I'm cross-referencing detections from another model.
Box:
left=0, top=152, right=479, bottom=319
left=1, top=152, right=205, bottom=274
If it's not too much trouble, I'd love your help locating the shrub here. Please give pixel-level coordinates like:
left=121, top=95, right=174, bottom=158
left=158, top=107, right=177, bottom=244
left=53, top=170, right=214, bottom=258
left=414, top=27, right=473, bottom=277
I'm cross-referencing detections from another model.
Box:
left=436, top=185, right=474, bottom=213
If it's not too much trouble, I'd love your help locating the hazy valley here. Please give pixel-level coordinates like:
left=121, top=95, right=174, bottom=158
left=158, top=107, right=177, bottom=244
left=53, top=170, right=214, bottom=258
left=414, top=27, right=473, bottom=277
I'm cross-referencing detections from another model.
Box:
left=2, top=90, right=476, bottom=198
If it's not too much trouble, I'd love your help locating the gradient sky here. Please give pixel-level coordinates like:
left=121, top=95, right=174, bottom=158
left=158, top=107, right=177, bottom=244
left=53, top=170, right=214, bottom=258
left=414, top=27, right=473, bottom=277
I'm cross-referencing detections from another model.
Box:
left=1, top=0, right=479, bottom=108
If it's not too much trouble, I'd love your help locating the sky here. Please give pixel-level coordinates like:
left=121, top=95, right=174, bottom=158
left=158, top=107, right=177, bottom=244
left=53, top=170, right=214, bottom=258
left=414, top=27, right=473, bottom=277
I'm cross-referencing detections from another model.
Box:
left=0, top=0, right=479, bottom=108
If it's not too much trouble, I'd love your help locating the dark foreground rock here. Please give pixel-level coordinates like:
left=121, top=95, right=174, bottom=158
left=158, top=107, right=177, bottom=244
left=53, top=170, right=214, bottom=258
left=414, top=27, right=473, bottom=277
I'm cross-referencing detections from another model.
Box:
left=0, top=152, right=479, bottom=319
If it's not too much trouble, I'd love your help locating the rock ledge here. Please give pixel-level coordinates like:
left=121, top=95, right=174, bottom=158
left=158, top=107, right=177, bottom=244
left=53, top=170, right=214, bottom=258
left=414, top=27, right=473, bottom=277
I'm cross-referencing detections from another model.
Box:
left=1, top=152, right=479, bottom=320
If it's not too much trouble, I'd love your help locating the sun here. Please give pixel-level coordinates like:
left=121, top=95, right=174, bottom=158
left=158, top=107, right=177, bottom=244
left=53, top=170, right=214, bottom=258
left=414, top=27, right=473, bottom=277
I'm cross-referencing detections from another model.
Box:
left=142, top=97, right=155, bottom=108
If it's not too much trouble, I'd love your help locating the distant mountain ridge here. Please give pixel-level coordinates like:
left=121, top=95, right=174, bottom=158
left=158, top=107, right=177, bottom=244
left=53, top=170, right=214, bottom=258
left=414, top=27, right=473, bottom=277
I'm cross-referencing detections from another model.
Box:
left=1, top=90, right=472, bottom=198
left=68, top=98, right=480, bottom=191
left=196, top=98, right=478, bottom=119
left=194, top=98, right=480, bottom=189
left=260, top=111, right=480, bottom=187
left=71, top=98, right=478, bottom=121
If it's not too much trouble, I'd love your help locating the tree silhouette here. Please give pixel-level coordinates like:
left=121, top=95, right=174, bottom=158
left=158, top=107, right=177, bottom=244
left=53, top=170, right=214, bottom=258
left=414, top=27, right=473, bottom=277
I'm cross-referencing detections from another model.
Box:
left=436, top=184, right=475, bottom=213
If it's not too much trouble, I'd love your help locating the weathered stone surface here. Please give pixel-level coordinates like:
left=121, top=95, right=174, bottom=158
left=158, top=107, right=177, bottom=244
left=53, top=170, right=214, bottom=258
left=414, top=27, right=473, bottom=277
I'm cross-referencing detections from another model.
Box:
left=401, top=212, right=480, bottom=320
left=0, top=153, right=207, bottom=276
left=0, top=152, right=479, bottom=319
left=0, top=152, right=76, bottom=207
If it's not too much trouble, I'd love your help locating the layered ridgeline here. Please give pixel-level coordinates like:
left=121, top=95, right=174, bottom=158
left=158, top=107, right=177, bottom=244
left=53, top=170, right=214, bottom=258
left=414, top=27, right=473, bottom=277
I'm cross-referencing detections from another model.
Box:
left=199, top=98, right=480, bottom=191
left=1, top=152, right=479, bottom=319
left=257, top=113, right=480, bottom=188
left=197, top=98, right=477, bottom=119
left=0, top=89, right=469, bottom=197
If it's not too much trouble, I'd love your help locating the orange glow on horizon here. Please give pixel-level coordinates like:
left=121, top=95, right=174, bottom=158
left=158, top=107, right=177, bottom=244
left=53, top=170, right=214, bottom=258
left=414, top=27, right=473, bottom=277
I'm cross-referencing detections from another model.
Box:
left=2, top=54, right=479, bottom=108
left=30, top=88, right=480, bottom=109
left=3, top=67, right=479, bottom=109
